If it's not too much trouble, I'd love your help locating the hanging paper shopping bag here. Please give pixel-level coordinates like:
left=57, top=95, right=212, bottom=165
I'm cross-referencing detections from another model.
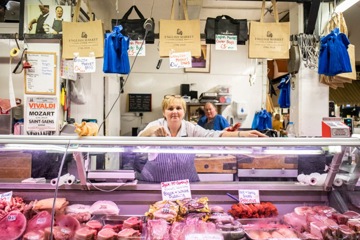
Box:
left=62, top=0, right=104, bottom=59
left=248, top=0, right=290, bottom=59
left=159, top=0, right=201, bottom=57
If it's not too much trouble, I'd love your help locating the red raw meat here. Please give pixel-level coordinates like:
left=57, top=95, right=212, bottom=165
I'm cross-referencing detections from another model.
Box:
left=117, top=228, right=141, bottom=239
left=25, top=210, right=52, bottom=234
left=23, top=230, right=45, bottom=240
left=332, top=212, right=349, bottom=225
left=294, top=206, right=315, bottom=216
left=86, top=219, right=103, bottom=232
left=55, top=214, right=80, bottom=238
left=0, top=211, right=27, bottom=240
left=300, top=231, right=322, bottom=239
left=312, top=205, right=336, bottom=217
left=310, top=221, right=329, bottom=239
left=338, top=224, right=356, bottom=239
left=102, top=224, right=122, bottom=233
left=67, top=212, right=91, bottom=223
left=146, top=219, right=170, bottom=240
left=343, top=210, right=360, bottom=219
left=348, top=219, right=360, bottom=232
left=123, top=216, right=142, bottom=231
left=89, top=201, right=119, bottom=215
left=74, top=227, right=97, bottom=239
left=170, top=222, right=185, bottom=240
left=45, top=226, right=72, bottom=240
left=97, top=228, right=117, bottom=240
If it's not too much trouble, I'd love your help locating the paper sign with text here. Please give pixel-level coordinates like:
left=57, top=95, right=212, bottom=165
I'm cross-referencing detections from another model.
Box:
left=215, top=35, right=237, bottom=51
left=238, top=189, right=260, bottom=204
left=60, top=59, right=77, bottom=80
left=0, top=191, right=13, bottom=202
left=161, top=179, right=191, bottom=201
left=169, top=52, right=192, bottom=69
left=74, top=57, right=96, bottom=73
left=128, top=40, right=145, bottom=56
left=185, top=233, right=223, bottom=240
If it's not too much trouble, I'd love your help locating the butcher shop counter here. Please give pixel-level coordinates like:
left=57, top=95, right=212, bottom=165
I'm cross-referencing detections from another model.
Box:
left=0, top=136, right=359, bottom=215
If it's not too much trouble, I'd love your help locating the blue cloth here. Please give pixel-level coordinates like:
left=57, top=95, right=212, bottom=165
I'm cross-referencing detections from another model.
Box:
left=197, top=114, right=230, bottom=130
left=277, top=75, right=291, bottom=108
left=251, top=110, right=272, bottom=131
left=318, top=28, right=351, bottom=76
left=103, top=25, right=130, bottom=74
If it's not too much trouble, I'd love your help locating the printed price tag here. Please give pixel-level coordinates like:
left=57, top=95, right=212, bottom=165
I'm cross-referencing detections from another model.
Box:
left=215, top=35, right=237, bottom=51
left=36, top=217, right=46, bottom=224
left=185, top=233, right=223, bottom=240
left=128, top=40, right=145, bottom=56
left=238, top=189, right=260, bottom=204
left=169, top=52, right=192, bottom=69
left=0, top=191, right=13, bottom=202
left=74, top=56, right=96, bottom=73
left=161, top=179, right=191, bottom=201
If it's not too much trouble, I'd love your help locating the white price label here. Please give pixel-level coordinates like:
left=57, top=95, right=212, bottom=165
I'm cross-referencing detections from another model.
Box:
left=7, top=214, right=16, bottom=222
left=215, top=35, right=237, bottom=51
left=0, top=191, right=13, bottom=202
left=185, top=233, right=223, bottom=240
left=238, top=189, right=260, bottom=204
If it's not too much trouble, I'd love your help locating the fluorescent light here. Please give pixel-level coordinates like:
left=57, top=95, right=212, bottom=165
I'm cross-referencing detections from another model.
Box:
left=263, top=149, right=323, bottom=155
left=2, top=144, right=67, bottom=152
left=335, top=0, right=359, bottom=13
left=132, top=148, right=252, bottom=155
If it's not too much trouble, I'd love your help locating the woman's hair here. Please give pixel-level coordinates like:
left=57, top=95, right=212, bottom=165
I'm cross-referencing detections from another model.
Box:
left=162, top=96, right=186, bottom=114
left=274, top=113, right=280, bottom=120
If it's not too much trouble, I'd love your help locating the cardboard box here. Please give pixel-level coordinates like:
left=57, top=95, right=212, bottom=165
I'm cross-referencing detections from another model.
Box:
left=0, top=153, right=32, bottom=179
left=238, top=155, right=298, bottom=169
left=322, top=117, right=350, bottom=138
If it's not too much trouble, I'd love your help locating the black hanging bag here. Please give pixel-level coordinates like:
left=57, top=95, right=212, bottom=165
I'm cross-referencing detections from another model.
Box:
left=111, top=5, right=155, bottom=44
left=205, top=15, right=248, bottom=45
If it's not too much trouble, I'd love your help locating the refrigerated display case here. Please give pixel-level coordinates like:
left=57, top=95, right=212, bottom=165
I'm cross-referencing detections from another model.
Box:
left=0, top=135, right=359, bottom=216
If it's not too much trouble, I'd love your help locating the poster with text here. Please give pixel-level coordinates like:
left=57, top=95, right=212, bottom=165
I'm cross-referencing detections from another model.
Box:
left=25, top=96, right=58, bottom=135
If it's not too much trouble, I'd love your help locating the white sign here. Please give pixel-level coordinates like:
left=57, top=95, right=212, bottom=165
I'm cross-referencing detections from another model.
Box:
left=238, top=189, right=260, bottom=204
left=161, top=179, right=191, bottom=201
left=215, top=35, right=237, bottom=51
left=74, top=57, right=96, bottom=73
left=25, top=96, right=58, bottom=135
left=128, top=40, right=145, bottom=56
left=169, top=52, right=192, bottom=69
left=60, top=59, right=77, bottom=80
left=0, top=191, right=12, bottom=202
left=185, top=234, right=223, bottom=240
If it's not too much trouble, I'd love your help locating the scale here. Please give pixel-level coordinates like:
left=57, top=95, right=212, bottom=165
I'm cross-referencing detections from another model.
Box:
left=87, top=170, right=135, bottom=182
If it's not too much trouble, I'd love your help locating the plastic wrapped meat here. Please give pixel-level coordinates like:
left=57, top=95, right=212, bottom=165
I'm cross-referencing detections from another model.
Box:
left=343, top=211, right=360, bottom=219
left=118, top=228, right=141, bottom=239
left=170, top=222, right=185, bottom=240
left=97, top=228, right=117, bottom=240
left=89, top=201, right=119, bottom=215
left=338, top=224, right=356, bottom=239
left=25, top=211, right=52, bottom=234
left=123, top=216, right=142, bottom=231
left=283, top=212, right=307, bottom=232
left=74, top=227, right=97, bottom=240
left=0, top=211, right=27, bottom=240
left=86, top=220, right=103, bottom=232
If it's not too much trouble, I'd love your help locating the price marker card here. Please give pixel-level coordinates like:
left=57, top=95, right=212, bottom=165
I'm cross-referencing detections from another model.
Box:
left=161, top=179, right=191, bottom=201
left=169, top=52, right=192, bottom=69
left=74, top=56, right=96, bottom=73
left=238, top=189, right=260, bottom=204
left=215, top=35, right=237, bottom=51
left=185, top=233, right=223, bottom=240
left=0, top=191, right=13, bottom=202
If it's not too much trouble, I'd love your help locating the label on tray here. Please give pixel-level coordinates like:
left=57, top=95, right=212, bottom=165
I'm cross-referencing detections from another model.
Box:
left=238, top=189, right=260, bottom=204
left=0, top=191, right=12, bottom=202
left=185, top=233, right=223, bottom=240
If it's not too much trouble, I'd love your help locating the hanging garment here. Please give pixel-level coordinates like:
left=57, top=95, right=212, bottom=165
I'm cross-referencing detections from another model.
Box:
left=103, top=25, right=130, bottom=74
left=251, top=110, right=272, bottom=131
left=277, top=75, right=291, bottom=108
left=318, top=28, right=351, bottom=76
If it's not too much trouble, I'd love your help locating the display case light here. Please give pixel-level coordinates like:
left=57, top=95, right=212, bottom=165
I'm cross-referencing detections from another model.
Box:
left=263, top=149, right=324, bottom=155
left=132, top=148, right=253, bottom=155
left=2, top=144, right=67, bottom=152
left=335, top=0, right=359, bottom=13
left=67, top=147, right=125, bottom=153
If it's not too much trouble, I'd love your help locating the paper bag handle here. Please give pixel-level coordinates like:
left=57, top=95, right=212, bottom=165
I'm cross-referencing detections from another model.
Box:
left=73, top=0, right=94, bottom=22
left=260, top=0, right=279, bottom=23
left=170, top=0, right=189, bottom=20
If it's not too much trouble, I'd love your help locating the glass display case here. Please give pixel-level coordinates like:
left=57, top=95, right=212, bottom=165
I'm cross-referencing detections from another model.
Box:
left=0, top=135, right=359, bottom=215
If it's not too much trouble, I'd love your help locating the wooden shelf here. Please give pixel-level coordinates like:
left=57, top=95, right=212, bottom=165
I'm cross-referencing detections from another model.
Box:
left=186, top=102, right=230, bottom=122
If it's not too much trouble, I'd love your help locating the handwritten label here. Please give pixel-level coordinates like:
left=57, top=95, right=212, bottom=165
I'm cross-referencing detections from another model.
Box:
left=7, top=214, right=16, bottom=222
left=128, top=40, right=145, bottom=56
left=0, top=191, right=12, bottom=202
left=74, top=57, right=96, bottom=73
left=161, top=179, right=191, bottom=201
left=169, top=52, right=192, bottom=69
left=238, top=189, right=260, bottom=204
left=215, top=35, right=237, bottom=51
left=60, top=59, right=77, bottom=80
left=128, top=93, right=151, bottom=112
left=185, top=234, right=223, bottom=240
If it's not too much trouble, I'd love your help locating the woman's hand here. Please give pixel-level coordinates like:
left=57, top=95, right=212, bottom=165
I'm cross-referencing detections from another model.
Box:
left=239, top=130, right=267, bottom=137
left=139, top=126, right=169, bottom=137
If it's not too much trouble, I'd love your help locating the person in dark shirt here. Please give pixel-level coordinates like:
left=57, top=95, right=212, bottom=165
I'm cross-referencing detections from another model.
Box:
left=44, top=5, right=63, bottom=34
left=28, top=5, right=49, bottom=34
left=197, top=102, right=230, bottom=130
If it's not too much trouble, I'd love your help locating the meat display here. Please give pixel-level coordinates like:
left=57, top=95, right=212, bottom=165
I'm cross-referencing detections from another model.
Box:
left=97, top=228, right=117, bottom=240
left=25, top=210, right=52, bottom=234
left=89, top=201, right=119, bottom=215
left=74, top=227, right=97, bottom=240
left=123, top=216, right=142, bottom=231
left=118, top=228, right=141, bottom=239
left=33, top=198, right=69, bottom=214
left=228, top=202, right=278, bottom=219
left=0, top=211, right=27, bottom=240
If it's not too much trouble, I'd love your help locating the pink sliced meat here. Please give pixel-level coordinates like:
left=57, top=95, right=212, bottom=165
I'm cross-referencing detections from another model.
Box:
left=0, top=211, right=27, bottom=240
left=123, top=216, right=142, bottom=231
left=300, top=231, right=322, bottom=240
left=312, top=205, right=337, bottom=216
left=338, top=224, right=356, bottom=239
left=283, top=212, right=307, bottom=232
left=74, top=227, right=97, bottom=240
left=0, top=98, right=11, bottom=113
left=117, top=228, right=141, bottom=239
left=97, top=228, right=117, bottom=240
left=343, top=210, right=360, bottom=219
left=294, top=206, right=315, bottom=216
left=102, top=224, right=122, bottom=233
left=45, top=226, right=72, bottom=240
left=86, top=219, right=103, bottom=232
left=310, top=221, right=329, bottom=239
left=332, top=212, right=349, bottom=225
left=55, top=214, right=80, bottom=238
left=25, top=210, right=52, bottom=234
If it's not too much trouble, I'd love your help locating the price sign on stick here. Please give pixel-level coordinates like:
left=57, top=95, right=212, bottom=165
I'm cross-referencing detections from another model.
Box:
left=161, top=179, right=191, bottom=201
left=238, top=189, right=260, bottom=204
left=0, top=191, right=13, bottom=202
